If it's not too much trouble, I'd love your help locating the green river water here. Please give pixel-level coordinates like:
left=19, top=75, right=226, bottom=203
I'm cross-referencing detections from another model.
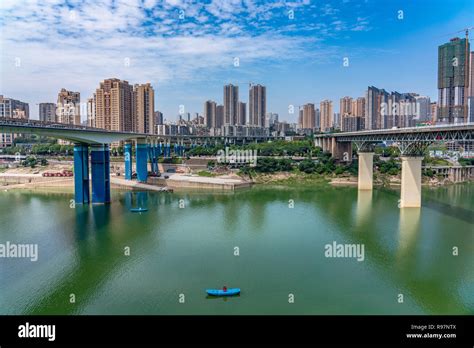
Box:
left=0, top=184, right=473, bottom=314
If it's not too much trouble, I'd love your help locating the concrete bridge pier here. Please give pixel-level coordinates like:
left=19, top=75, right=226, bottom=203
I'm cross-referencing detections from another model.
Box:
left=358, top=152, right=374, bottom=190
left=136, top=138, right=148, bottom=183
left=400, top=156, right=423, bottom=208
left=151, top=141, right=159, bottom=174
left=124, top=142, right=133, bottom=180
left=331, top=139, right=352, bottom=162
left=90, top=144, right=111, bottom=204
left=73, top=144, right=90, bottom=204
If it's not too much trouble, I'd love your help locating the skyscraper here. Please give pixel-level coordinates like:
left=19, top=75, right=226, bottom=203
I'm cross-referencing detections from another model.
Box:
left=469, top=51, right=474, bottom=98
left=39, top=103, right=56, bottom=122
left=437, top=37, right=470, bottom=123
left=248, top=84, right=266, bottom=127
left=204, top=100, right=217, bottom=128
left=340, top=97, right=352, bottom=116
left=223, top=84, right=239, bottom=125
left=365, top=86, right=389, bottom=130
left=301, top=103, right=316, bottom=129
left=414, top=96, right=431, bottom=122
left=237, top=101, right=246, bottom=125
left=351, top=97, right=366, bottom=118
left=430, top=102, right=438, bottom=122
left=134, top=83, right=155, bottom=134
left=320, top=100, right=333, bottom=132
left=0, top=95, right=29, bottom=148
left=216, top=105, right=224, bottom=128
left=57, top=88, right=80, bottom=125
left=86, top=96, right=95, bottom=127
left=154, top=111, right=163, bottom=125
left=95, top=78, right=134, bottom=131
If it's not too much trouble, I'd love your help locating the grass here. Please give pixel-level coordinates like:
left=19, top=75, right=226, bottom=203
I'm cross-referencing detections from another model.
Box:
left=250, top=171, right=331, bottom=186
left=196, top=170, right=218, bottom=177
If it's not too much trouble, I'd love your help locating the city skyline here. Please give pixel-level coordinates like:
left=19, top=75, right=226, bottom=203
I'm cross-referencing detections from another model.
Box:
left=1, top=0, right=473, bottom=121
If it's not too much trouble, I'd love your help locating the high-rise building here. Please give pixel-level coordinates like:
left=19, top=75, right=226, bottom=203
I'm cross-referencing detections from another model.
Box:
left=301, top=103, right=316, bottom=129
left=469, top=51, right=474, bottom=98
left=134, top=83, right=155, bottom=134
left=155, top=111, right=163, bottom=125
left=237, top=101, right=246, bottom=125
left=95, top=78, right=134, bottom=131
left=204, top=100, right=217, bottom=128
left=430, top=102, right=438, bottom=122
left=216, top=105, right=224, bottom=128
left=366, top=86, right=389, bottom=130
left=320, top=100, right=333, bottom=132
left=223, top=84, right=239, bottom=125
left=351, top=97, right=366, bottom=118
left=340, top=97, right=352, bottom=116
left=414, top=96, right=431, bottom=122
left=0, top=95, right=29, bottom=148
left=57, top=88, right=80, bottom=125
left=298, top=108, right=303, bottom=129
left=86, top=96, right=96, bottom=127
left=265, top=112, right=278, bottom=128
left=248, top=84, right=266, bottom=127
left=437, top=37, right=470, bottom=123
left=39, top=103, right=56, bottom=122
left=342, top=115, right=365, bottom=132
left=315, top=108, right=320, bottom=130
left=468, top=96, right=474, bottom=123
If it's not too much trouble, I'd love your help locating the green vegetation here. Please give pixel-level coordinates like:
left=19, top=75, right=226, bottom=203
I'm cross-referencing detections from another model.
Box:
left=375, top=146, right=400, bottom=158
left=459, top=157, right=474, bottom=166
left=423, top=156, right=450, bottom=166
left=197, top=171, right=217, bottom=177
left=375, top=157, right=401, bottom=176
left=21, top=156, right=39, bottom=168
left=187, top=140, right=318, bottom=157
left=159, top=157, right=182, bottom=164
left=423, top=168, right=435, bottom=178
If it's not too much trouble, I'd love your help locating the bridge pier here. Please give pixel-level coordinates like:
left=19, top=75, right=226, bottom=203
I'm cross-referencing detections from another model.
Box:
left=358, top=152, right=374, bottom=190
left=90, top=144, right=111, bottom=204
left=331, top=139, right=352, bottom=162
left=73, top=144, right=90, bottom=204
left=124, top=142, right=132, bottom=180
left=400, top=156, right=423, bottom=208
left=136, top=139, right=148, bottom=183
left=151, top=141, right=159, bottom=174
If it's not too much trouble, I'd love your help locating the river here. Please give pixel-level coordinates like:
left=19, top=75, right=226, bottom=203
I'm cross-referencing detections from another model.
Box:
left=0, top=184, right=473, bottom=314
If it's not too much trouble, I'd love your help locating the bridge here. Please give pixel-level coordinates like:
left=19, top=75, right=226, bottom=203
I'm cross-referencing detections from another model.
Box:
left=0, top=117, right=278, bottom=204
left=314, top=124, right=474, bottom=208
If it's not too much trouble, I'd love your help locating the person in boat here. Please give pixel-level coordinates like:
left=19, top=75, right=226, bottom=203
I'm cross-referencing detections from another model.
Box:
left=223, top=286, right=227, bottom=292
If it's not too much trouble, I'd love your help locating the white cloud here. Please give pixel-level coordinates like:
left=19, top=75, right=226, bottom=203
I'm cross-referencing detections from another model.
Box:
left=0, top=0, right=369, bottom=118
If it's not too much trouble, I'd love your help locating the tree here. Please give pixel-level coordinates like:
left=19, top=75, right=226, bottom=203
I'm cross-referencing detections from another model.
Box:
left=299, top=160, right=316, bottom=174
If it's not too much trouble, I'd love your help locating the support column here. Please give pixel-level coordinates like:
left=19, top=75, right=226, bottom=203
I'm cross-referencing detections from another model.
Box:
left=136, top=139, right=148, bottom=183
left=73, top=144, right=89, bottom=204
left=152, top=141, right=158, bottom=174
left=400, top=156, right=423, bottom=208
left=124, top=142, right=132, bottom=180
left=90, top=144, right=111, bottom=204
left=358, top=152, right=374, bottom=190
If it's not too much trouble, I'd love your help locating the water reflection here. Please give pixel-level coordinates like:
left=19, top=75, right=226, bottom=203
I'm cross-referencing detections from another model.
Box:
left=355, top=190, right=372, bottom=229
left=397, top=207, right=421, bottom=261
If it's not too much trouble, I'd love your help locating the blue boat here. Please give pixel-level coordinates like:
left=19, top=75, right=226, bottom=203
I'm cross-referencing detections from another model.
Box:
left=206, top=288, right=240, bottom=296
left=130, top=207, right=148, bottom=213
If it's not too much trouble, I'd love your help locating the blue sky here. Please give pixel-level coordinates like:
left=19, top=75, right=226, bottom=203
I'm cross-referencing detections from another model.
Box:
left=1, top=0, right=473, bottom=123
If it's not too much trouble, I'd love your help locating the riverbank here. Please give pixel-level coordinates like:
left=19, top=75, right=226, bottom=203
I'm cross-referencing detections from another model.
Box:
left=1, top=162, right=471, bottom=193
left=237, top=170, right=470, bottom=188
